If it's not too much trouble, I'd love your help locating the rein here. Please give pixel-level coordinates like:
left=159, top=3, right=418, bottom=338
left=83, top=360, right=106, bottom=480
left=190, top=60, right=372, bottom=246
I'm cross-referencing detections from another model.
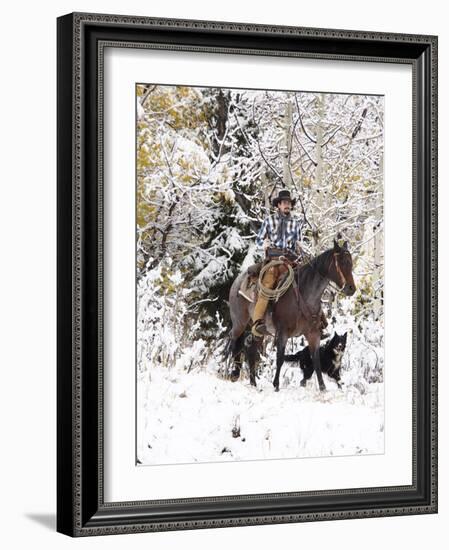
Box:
left=294, top=267, right=318, bottom=320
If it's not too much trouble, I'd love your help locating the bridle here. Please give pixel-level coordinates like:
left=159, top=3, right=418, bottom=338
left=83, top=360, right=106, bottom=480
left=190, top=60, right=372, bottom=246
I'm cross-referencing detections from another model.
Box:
left=307, top=250, right=348, bottom=294
left=330, top=252, right=348, bottom=291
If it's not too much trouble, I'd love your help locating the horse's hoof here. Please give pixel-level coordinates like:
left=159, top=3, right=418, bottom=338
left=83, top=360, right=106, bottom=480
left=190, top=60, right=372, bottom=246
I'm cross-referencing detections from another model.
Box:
left=230, top=370, right=240, bottom=382
left=300, top=380, right=307, bottom=388
left=319, top=384, right=327, bottom=392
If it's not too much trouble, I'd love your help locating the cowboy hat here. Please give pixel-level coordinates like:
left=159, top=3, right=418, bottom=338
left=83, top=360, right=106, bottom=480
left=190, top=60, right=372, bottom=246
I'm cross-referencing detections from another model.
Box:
left=272, top=189, right=296, bottom=208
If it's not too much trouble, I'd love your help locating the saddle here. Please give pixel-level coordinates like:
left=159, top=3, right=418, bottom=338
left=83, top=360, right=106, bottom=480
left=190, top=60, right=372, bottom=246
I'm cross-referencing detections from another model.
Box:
left=238, top=261, right=263, bottom=302
left=238, top=249, right=299, bottom=303
left=247, top=261, right=264, bottom=278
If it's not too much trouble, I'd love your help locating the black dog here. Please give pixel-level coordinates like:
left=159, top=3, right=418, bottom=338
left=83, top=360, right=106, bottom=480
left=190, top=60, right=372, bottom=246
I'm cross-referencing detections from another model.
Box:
left=284, top=332, right=348, bottom=388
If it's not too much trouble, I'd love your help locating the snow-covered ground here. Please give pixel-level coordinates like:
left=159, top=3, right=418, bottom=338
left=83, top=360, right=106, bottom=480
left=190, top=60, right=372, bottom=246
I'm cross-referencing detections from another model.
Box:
left=137, top=263, right=385, bottom=466
left=137, top=361, right=384, bottom=466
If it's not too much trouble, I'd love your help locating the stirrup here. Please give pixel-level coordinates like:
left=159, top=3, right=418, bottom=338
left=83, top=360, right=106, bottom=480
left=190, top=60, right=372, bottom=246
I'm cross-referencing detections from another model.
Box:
left=252, top=319, right=273, bottom=338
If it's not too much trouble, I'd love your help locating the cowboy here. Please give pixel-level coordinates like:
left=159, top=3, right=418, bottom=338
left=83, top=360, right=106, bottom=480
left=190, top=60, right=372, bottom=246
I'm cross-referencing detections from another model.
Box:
left=251, top=189, right=328, bottom=339
left=250, top=189, right=304, bottom=337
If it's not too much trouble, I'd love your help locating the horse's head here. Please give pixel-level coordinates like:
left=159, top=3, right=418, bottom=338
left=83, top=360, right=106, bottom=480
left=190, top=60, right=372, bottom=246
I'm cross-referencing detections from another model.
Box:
left=329, top=239, right=356, bottom=296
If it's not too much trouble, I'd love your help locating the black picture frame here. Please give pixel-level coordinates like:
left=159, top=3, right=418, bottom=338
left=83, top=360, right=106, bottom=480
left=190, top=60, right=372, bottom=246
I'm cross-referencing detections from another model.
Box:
left=57, top=12, right=438, bottom=537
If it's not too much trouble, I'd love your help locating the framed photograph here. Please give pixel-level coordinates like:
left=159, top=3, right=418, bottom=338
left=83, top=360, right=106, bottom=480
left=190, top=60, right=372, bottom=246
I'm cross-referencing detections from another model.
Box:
left=57, top=12, right=438, bottom=536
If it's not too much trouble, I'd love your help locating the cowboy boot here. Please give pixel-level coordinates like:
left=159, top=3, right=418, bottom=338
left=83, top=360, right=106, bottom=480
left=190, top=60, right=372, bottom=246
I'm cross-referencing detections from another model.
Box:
left=251, top=265, right=278, bottom=337
left=251, top=302, right=272, bottom=338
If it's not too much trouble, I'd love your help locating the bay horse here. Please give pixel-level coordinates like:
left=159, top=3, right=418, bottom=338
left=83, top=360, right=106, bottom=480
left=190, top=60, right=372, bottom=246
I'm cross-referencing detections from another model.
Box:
left=226, top=240, right=356, bottom=392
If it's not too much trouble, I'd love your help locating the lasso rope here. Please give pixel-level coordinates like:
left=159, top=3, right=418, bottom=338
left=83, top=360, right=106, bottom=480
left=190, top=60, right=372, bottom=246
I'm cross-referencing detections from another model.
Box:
left=257, top=259, right=295, bottom=302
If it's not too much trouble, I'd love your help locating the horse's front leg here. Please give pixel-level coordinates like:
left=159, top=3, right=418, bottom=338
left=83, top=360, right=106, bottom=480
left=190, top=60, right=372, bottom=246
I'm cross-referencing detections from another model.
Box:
left=308, top=331, right=326, bottom=392
left=273, top=331, right=288, bottom=392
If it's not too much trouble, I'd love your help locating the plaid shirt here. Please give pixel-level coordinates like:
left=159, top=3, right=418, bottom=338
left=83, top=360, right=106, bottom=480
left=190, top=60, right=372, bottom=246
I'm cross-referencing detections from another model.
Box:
left=255, top=212, right=302, bottom=254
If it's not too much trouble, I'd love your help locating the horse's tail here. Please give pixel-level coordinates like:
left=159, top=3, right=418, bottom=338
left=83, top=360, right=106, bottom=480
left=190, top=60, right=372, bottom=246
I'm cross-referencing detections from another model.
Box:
left=223, top=334, right=233, bottom=361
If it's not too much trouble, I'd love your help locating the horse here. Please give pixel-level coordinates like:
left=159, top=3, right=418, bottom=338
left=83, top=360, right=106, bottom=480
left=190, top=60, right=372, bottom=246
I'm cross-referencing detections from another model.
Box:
left=226, top=239, right=356, bottom=392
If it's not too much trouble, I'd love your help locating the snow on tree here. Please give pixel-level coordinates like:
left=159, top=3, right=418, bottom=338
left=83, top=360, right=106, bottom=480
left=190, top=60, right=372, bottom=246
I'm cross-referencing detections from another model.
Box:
left=136, top=84, right=384, bottom=378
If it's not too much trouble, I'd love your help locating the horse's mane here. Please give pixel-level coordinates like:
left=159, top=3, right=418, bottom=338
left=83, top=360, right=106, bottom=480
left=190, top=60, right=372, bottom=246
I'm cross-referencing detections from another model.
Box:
left=295, top=247, right=334, bottom=280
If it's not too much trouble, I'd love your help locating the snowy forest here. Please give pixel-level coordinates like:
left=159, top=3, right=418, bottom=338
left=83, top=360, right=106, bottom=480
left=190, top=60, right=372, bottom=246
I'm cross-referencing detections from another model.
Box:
left=136, top=84, right=385, bottom=466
